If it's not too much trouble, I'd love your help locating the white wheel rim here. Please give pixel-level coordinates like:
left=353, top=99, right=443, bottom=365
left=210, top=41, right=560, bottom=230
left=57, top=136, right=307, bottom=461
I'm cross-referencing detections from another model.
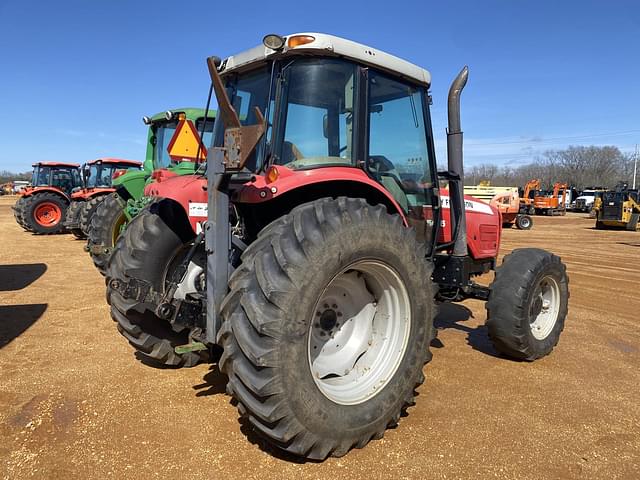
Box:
left=529, top=275, right=561, bottom=340
left=307, top=260, right=411, bottom=405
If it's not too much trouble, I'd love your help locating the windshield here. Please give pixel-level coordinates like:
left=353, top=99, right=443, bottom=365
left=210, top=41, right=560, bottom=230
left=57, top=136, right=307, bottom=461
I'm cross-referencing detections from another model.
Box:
left=152, top=120, right=179, bottom=169
left=195, top=117, right=215, bottom=151
left=274, top=58, right=356, bottom=170
left=87, top=164, right=117, bottom=188
left=212, top=65, right=272, bottom=171
left=31, top=166, right=49, bottom=186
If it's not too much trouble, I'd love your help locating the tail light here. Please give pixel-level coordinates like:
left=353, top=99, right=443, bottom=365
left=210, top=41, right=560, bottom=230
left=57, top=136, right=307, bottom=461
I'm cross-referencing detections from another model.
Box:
left=112, top=169, right=127, bottom=180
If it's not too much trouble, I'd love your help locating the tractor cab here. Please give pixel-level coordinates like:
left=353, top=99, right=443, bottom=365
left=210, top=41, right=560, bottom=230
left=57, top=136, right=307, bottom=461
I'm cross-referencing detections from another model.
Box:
left=28, top=162, right=82, bottom=195
left=208, top=34, right=438, bottom=245
left=82, top=158, right=141, bottom=190
left=144, top=109, right=215, bottom=171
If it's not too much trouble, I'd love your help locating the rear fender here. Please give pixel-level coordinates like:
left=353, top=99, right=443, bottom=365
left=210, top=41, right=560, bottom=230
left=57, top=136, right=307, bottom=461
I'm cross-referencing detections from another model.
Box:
left=112, top=169, right=150, bottom=201
left=70, top=188, right=114, bottom=201
left=234, top=166, right=407, bottom=237
left=144, top=174, right=207, bottom=234
left=22, top=186, right=70, bottom=202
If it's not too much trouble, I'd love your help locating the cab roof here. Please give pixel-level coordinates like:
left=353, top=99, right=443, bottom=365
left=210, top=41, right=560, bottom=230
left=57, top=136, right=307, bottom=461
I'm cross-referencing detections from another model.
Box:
left=87, top=158, right=141, bottom=167
left=148, top=108, right=216, bottom=122
left=220, top=32, right=432, bottom=87
left=32, top=161, right=80, bottom=168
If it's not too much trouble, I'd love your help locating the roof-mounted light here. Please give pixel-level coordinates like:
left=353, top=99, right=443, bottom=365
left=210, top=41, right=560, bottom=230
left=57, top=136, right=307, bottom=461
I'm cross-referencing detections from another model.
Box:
left=288, top=35, right=315, bottom=48
left=263, top=34, right=285, bottom=50
left=165, top=110, right=174, bottom=121
left=142, top=116, right=152, bottom=125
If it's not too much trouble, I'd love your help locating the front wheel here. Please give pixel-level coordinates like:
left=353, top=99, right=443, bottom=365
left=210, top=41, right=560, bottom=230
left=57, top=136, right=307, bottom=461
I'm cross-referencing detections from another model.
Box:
left=218, top=197, right=435, bottom=460
left=515, top=214, right=533, bottom=230
left=486, top=248, right=569, bottom=361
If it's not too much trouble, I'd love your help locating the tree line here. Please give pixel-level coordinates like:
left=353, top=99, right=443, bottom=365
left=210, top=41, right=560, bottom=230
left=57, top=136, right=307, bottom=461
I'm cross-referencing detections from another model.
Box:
left=464, top=146, right=637, bottom=190
left=0, top=170, right=31, bottom=184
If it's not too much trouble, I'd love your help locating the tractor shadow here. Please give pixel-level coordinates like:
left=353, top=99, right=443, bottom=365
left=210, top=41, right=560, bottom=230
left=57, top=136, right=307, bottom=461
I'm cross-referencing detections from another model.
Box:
left=0, top=263, right=47, bottom=291
left=0, top=304, right=48, bottom=348
left=432, top=302, right=501, bottom=358
left=193, top=363, right=228, bottom=397
left=617, top=242, right=640, bottom=247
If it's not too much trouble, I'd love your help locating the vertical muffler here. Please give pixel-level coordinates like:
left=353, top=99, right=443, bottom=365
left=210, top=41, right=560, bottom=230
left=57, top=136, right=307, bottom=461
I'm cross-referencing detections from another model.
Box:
left=446, top=66, right=469, bottom=257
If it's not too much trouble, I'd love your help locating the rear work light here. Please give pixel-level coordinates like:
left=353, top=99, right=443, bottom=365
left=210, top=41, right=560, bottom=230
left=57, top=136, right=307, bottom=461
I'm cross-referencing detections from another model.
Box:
left=288, top=35, right=315, bottom=48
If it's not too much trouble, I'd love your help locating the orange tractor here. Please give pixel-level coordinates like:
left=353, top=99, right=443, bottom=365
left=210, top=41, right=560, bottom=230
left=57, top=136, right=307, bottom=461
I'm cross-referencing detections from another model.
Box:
left=63, top=158, right=141, bottom=239
left=13, top=161, right=82, bottom=234
left=534, top=182, right=568, bottom=215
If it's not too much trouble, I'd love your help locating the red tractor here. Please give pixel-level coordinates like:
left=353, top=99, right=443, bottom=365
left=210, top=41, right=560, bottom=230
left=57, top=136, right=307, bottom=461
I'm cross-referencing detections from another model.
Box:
left=13, top=161, right=82, bottom=234
left=106, top=34, right=569, bottom=460
left=63, top=158, right=141, bottom=239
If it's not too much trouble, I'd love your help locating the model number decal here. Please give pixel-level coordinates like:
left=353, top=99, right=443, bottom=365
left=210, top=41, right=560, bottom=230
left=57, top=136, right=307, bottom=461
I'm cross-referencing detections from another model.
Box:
left=188, top=202, right=208, bottom=217
left=440, top=196, right=493, bottom=215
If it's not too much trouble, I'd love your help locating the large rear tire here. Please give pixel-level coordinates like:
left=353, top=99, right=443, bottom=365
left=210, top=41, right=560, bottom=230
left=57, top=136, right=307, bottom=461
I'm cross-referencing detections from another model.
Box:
left=486, top=248, right=569, bottom=361
left=13, top=197, right=30, bottom=231
left=64, top=201, right=86, bottom=239
left=106, top=204, right=205, bottom=367
left=218, top=197, right=435, bottom=460
left=80, top=195, right=107, bottom=236
left=24, top=192, right=68, bottom=234
left=88, top=193, right=127, bottom=276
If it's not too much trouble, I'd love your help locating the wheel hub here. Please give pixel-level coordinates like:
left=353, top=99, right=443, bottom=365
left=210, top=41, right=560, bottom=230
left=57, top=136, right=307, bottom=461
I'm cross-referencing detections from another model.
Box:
left=529, top=276, right=561, bottom=340
left=308, top=261, right=411, bottom=405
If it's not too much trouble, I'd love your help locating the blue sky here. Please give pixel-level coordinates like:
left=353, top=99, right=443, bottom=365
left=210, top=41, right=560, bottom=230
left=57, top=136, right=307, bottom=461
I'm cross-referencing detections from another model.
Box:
left=0, top=0, right=639, bottom=171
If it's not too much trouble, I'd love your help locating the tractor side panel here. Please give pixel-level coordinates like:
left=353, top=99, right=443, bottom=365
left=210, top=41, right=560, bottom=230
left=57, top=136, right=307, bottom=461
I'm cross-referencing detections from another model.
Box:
left=436, top=194, right=501, bottom=260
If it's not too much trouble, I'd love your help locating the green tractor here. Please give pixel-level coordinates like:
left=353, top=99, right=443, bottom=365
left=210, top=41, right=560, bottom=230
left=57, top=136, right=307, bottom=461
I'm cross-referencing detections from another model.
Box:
left=86, top=108, right=214, bottom=274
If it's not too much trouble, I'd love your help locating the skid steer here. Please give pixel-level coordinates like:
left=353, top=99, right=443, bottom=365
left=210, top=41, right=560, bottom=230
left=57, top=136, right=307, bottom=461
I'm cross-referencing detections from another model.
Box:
left=595, top=183, right=640, bottom=230
left=106, top=33, right=569, bottom=460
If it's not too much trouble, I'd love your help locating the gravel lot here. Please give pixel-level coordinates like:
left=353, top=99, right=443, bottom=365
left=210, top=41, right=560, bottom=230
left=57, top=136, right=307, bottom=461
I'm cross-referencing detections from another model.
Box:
left=1, top=196, right=638, bottom=479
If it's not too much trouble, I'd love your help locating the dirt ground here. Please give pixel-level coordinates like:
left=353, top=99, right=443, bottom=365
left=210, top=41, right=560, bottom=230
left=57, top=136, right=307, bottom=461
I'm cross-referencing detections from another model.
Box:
left=0, top=195, right=638, bottom=480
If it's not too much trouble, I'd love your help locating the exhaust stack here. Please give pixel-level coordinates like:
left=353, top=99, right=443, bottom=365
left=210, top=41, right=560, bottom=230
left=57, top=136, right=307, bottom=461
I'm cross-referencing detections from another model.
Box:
left=446, top=66, right=469, bottom=257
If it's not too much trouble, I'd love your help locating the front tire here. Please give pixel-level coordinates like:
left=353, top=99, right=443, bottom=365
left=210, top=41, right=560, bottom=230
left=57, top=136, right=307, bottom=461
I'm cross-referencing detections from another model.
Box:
left=218, top=197, right=435, bottom=460
left=515, top=214, right=533, bottom=230
left=486, top=248, right=569, bottom=361
left=64, top=201, right=86, bottom=239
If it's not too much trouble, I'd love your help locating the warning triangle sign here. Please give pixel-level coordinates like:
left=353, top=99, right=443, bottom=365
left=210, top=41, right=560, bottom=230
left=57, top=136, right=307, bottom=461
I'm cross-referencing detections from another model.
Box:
left=167, top=119, right=208, bottom=161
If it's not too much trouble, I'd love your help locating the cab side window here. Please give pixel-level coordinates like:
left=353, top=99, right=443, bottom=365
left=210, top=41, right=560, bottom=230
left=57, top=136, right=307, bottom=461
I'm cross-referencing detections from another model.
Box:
left=367, top=71, right=431, bottom=211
